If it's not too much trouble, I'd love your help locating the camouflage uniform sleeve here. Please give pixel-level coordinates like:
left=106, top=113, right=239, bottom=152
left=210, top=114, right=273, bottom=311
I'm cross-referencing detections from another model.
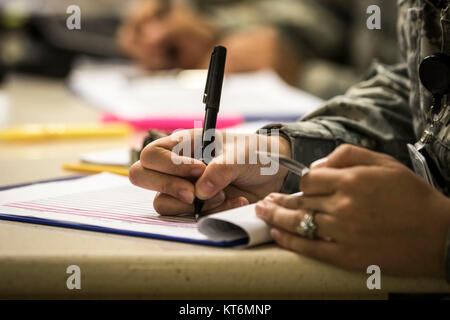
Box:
left=259, top=62, right=416, bottom=194
left=189, top=0, right=347, bottom=61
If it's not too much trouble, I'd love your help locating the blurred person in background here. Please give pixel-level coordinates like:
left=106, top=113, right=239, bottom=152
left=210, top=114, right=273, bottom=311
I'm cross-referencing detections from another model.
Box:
left=118, top=0, right=398, bottom=99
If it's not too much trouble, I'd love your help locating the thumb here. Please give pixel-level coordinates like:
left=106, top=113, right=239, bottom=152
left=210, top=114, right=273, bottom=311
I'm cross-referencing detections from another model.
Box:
left=194, top=155, right=244, bottom=200
left=311, top=144, right=385, bottom=169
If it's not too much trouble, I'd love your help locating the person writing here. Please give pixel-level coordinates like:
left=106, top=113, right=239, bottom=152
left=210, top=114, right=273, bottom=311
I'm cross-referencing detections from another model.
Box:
left=129, top=0, right=450, bottom=280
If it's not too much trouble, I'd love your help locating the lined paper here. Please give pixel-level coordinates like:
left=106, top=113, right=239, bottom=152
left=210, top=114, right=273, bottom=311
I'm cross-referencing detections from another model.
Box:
left=0, top=173, right=208, bottom=242
left=0, top=173, right=270, bottom=247
left=3, top=186, right=196, bottom=228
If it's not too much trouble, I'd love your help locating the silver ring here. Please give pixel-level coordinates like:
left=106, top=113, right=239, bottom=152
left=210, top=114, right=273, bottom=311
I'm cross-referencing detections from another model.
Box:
left=296, top=210, right=317, bottom=239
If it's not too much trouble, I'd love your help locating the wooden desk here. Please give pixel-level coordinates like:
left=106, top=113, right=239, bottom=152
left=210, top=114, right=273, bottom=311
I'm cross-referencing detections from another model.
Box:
left=0, top=75, right=449, bottom=299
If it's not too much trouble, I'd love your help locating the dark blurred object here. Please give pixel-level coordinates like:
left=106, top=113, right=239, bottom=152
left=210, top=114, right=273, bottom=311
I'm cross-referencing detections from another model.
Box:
left=0, top=62, right=5, bottom=84
left=130, top=129, right=170, bottom=165
left=0, top=6, right=124, bottom=78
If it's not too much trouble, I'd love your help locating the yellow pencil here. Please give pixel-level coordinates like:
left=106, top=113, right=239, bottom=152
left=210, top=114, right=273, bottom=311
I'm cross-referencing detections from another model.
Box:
left=62, top=162, right=129, bottom=176
left=0, top=123, right=131, bottom=141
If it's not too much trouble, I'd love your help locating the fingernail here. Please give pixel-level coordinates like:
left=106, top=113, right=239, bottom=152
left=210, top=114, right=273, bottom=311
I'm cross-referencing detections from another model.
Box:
left=178, top=190, right=194, bottom=204
left=311, top=157, right=328, bottom=169
left=256, top=200, right=266, bottom=209
left=262, top=200, right=274, bottom=209
left=190, top=167, right=204, bottom=177
left=255, top=201, right=268, bottom=218
left=198, top=180, right=215, bottom=198
left=270, top=228, right=281, bottom=240
left=265, top=193, right=282, bottom=202
left=239, top=198, right=249, bottom=206
left=256, top=200, right=273, bottom=214
left=230, top=197, right=248, bottom=208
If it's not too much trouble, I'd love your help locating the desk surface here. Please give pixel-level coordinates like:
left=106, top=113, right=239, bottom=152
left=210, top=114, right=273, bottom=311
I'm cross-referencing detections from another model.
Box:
left=0, top=75, right=449, bottom=299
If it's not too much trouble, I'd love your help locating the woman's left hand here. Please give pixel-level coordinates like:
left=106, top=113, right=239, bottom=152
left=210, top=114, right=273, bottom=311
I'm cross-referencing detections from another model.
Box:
left=255, top=144, right=450, bottom=277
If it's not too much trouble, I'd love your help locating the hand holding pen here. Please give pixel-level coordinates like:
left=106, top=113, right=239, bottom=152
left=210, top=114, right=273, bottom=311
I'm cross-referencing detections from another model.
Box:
left=129, top=47, right=293, bottom=218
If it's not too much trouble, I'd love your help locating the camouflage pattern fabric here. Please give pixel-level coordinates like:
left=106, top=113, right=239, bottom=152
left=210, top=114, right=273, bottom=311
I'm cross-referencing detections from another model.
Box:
left=261, top=0, right=450, bottom=196
left=185, top=0, right=398, bottom=98
left=190, top=0, right=347, bottom=60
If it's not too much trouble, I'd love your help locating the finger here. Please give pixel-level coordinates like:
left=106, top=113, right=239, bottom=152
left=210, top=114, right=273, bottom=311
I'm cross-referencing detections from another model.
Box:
left=298, top=194, right=339, bottom=214
left=264, top=193, right=301, bottom=210
left=255, top=200, right=339, bottom=240
left=310, top=157, right=329, bottom=169
left=140, top=130, right=206, bottom=178
left=194, top=158, right=242, bottom=200
left=300, top=168, right=342, bottom=195
left=271, top=228, right=342, bottom=265
left=153, top=190, right=226, bottom=216
left=129, top=161, right=196, bottom=204
left=264, top=189, right=340, bottom=216
left=315, top=144, right=392, bottom=169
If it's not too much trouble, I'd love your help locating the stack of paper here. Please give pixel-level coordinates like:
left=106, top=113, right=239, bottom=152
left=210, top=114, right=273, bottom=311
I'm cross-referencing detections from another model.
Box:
left=68, top=60, right=323, bottom=121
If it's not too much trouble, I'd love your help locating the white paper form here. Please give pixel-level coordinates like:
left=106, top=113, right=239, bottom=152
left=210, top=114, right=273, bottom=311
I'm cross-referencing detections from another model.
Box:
left=0, top=173, right=273, bottom=247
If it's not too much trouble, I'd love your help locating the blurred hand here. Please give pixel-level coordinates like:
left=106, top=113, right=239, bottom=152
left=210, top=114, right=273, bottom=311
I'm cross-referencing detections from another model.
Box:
left=119, top=1, right=302, bottom=84
left=118, top=0, right=216, bottom=70
left=208, top=27, right=302, bottom=86
left=129, top=129, right=291, bottom=216
left=256, top=144, right=450, bottom=277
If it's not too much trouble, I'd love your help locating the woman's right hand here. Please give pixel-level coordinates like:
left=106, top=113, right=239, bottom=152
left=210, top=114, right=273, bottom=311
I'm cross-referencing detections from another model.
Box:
left=129, top=129, right=291, bottom=216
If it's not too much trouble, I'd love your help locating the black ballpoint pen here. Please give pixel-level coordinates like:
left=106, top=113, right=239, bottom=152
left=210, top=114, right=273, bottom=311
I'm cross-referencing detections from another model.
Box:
left=194, top=46, right=227, bottom=220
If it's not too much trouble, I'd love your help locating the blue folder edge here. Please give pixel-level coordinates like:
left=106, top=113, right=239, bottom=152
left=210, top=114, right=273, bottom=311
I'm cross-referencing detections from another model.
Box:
left=0, top=176, right=249, bottom=248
